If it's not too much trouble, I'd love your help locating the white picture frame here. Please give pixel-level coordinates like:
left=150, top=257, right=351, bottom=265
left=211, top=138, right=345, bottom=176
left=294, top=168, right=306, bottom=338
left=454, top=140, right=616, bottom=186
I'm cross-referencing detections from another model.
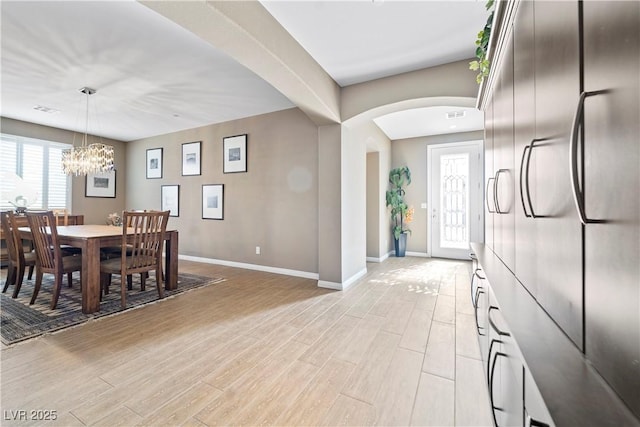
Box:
left=202, top=184, right=224, bottom=220
left=161, top=185, right=180, bottom=217
left=223, top=134, right=247, bottom=173
left=85, top=170, right=116, bottom=198
left=182, top=141, right=201, bottom=176
left=146, top=148, right=163, bottom=179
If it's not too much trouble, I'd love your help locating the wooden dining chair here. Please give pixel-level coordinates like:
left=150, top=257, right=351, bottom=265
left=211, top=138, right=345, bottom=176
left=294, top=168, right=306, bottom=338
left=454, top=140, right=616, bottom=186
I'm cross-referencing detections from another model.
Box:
left=100, top=210, right=170, bottom=308
left=25, top=211, right=82, bottom=309
left=52, top=208, right=82, bottom=256
left=1, top=211, right=36, bottom=298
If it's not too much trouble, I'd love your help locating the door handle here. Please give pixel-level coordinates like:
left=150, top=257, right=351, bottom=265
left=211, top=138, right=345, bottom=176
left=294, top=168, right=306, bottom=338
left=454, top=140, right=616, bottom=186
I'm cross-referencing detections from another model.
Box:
left=569, top=90, right=608, bottom=225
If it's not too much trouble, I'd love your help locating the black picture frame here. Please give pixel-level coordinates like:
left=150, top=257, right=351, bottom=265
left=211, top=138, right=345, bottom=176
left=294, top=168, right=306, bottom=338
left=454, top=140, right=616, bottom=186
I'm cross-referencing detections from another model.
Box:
left=161, top=185, right=180, bottom=217
left=146, top=148, right=163, bottom=179
left=223, top=134, right=247, bottom=173
left=202, top=184, right=224, bottom=220
left=85, top=170, right=116, bottom=198
left=182, top=141, right=202, bottom=176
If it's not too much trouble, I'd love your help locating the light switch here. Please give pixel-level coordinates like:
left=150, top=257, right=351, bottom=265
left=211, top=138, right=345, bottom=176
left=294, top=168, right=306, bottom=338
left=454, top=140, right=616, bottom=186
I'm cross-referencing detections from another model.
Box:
left=421, top=203, right=427, bottom=209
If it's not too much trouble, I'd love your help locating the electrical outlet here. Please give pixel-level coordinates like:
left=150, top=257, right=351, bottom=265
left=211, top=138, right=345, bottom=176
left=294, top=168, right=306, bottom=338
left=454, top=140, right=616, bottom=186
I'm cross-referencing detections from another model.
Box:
left=256, top=246, right=261, bottom=255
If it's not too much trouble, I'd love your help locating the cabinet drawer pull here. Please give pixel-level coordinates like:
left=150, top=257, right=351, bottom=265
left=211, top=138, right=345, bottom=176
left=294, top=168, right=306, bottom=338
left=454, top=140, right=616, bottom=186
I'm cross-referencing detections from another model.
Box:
left=475, top=289, right=486, bottom=336
left=490, top=351, right=508, bottom=427
left=489, top=306, right=511, bottom=337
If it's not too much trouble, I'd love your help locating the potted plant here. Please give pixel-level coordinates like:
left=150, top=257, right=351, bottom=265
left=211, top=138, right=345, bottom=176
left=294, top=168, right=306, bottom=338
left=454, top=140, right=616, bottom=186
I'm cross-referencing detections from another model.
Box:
left=386, top=166, right=413, bottom=257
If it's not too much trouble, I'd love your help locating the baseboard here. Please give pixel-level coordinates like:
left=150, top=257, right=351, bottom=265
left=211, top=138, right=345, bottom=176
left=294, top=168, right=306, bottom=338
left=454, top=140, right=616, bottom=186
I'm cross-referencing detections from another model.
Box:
left=317, top=280, right=342, bottom=290
left=366, top=251, right=390, bottom=263
left=178, top=254, right=319, bottom=280
left=318, top=267, right=368, bottom=291
left=405, top=251, right=430, bottom=258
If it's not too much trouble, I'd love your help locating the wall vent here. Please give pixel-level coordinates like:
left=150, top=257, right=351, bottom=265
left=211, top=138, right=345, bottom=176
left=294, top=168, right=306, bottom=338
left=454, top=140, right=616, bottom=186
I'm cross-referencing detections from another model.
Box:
left=446, top=110, right=465, bottom=119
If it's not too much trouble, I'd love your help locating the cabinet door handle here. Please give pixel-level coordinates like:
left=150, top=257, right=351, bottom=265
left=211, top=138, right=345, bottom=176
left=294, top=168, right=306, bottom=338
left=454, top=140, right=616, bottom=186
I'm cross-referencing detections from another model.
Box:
left=489, top=306, right=511, bottom=337
left=475, top=289, right=486, bottom=336
left=489, top=351, right=508, bottom=427
left=471, top=269, right=486, bottom=307
left=487, top=337, right=502, bottom=385
left=494, top=169, right=509, bottom=214
left=526, top=414, right=550, bottom=427
left=486, top=177, right=496, bottom=213
left=569, top=90, right=608, bottom=225
left=523, top=138, right=547, bottom=219
left=519, top=144, right=532, bottom=218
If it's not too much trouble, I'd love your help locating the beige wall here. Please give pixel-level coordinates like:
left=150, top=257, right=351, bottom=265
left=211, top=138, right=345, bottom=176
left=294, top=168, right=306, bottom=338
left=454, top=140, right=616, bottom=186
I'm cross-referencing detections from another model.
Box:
left=126, top=108, right=319, bottom=275
left=391, top=130, right=484, bottom=254
left=1, top=117, right=126, bottom=224
left=340, top=125, right=367, bottom=282
left=366, top=152, right=380, bottom=259
left=341, top=60, right=479, bottom=122
left=318, top=124, right=342, bottom=284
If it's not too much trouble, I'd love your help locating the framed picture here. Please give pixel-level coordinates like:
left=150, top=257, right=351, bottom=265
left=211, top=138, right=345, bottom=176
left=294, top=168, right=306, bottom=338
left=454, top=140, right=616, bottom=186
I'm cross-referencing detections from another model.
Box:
left=161, top=185, right=180, bottom=217
left=202, top=184, right=224, bottom=220
left=223, top=134, right=247, bottom=173
left=146, top=148, right=163, bottom=179
left=182, top=141, right=201, bottom=176
left=86, top=170, right=116, bottom=198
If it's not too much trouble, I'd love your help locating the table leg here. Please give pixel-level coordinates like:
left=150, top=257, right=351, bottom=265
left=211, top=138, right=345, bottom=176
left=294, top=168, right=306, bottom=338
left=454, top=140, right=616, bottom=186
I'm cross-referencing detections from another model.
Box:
left=165, top=231, right=178, bottom=290
left=81, top=239, right=101, bottom=314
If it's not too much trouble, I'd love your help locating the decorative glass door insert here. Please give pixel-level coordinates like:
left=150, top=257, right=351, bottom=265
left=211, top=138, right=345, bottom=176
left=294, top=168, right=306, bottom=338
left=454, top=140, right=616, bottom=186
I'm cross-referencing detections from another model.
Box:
left=440, top=153, right=469, bottom=249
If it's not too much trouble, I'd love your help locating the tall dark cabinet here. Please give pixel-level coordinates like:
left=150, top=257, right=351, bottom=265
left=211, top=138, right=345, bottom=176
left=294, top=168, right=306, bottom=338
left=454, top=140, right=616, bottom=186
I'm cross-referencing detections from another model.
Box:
left=582, top=0, right=640, bottom=416
left=532, top=0, right=583, bottom=350
left=477, top=0, right=640, bottom=423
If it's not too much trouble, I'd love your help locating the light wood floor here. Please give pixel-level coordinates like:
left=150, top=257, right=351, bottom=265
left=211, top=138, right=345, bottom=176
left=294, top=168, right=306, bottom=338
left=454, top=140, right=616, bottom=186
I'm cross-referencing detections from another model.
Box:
left=0, top=257, right=492, bottom=426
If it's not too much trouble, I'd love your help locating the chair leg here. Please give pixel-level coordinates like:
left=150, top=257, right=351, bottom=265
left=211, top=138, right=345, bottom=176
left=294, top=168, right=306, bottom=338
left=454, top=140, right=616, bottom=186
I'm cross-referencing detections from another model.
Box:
left=67, top=272, right=73, bottom=288
left=30, top=270, right=44, bottom=305
left=140, top=273, right=146, bottom=291
left=156, top=268, right=164, bottom=299
left=127, top=275, right=133, bottom=291
left=120, top=275, right=127, bottom=309
left=13, top=264, right=26, bottom=299
left=3, top=266, right=16, bottom=293
left=27, top=265, right=34, bottom=280
left=51, top=274, right=63, bottom=310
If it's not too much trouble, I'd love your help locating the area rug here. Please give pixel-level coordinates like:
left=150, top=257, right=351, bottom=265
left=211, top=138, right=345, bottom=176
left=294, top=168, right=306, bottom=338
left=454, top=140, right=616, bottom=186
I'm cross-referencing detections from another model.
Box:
left=0, top=272, right=225, bottom=346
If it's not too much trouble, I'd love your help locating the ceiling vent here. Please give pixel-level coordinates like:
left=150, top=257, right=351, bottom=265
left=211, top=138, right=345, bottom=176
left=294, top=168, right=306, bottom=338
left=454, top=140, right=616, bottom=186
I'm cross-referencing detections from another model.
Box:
left=33, top=105, right=60, bottom=114
left=446, top=110, right=466, bottom=119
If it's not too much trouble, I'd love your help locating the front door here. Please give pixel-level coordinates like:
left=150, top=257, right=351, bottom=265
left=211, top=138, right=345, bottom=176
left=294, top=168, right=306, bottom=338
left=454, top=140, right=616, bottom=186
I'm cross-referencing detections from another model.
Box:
left=428, top=140, right=483, bottom=259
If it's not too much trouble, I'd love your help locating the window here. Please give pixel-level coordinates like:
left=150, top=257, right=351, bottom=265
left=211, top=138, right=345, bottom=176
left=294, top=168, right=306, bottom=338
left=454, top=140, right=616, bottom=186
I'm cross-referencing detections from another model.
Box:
left=0, top=133, right=71, bottom=211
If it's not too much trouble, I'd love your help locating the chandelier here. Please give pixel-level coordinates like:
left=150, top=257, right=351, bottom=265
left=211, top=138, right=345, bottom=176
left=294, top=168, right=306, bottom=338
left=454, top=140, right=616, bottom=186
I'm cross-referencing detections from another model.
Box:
left=62, top=87, right=114, bottom=176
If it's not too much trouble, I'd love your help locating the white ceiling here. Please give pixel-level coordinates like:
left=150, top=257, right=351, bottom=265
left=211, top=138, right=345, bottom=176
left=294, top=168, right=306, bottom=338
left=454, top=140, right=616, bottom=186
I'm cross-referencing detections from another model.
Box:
left=374, top=106, right=484, bottom=140
left=261, top=0, right=489, bottom=87
left=1, top=0, right=488, bottom=142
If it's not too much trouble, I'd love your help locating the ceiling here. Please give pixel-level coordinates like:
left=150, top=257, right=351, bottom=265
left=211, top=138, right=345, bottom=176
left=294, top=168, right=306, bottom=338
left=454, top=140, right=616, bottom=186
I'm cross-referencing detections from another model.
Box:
left=1, top=0, right=488, bottom=142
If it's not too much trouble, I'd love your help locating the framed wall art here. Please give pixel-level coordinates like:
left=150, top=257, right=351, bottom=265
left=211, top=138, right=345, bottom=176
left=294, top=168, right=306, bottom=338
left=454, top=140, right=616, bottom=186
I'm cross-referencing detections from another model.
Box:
left=182, top=141, right=202, bottom=176
left=161, top=185, right=180, bottom=217
left=202, top=184, right=224, bottom=220
left=223, top=134, right=247, bottom=173
left=146, top=148, right=163, bottom=179
left=86, top=170, right=116, bottom=198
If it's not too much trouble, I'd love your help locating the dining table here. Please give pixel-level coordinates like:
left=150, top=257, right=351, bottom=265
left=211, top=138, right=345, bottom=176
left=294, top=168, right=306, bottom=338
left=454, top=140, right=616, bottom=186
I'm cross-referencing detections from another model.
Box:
left=19, top=224, right=179, bottom=314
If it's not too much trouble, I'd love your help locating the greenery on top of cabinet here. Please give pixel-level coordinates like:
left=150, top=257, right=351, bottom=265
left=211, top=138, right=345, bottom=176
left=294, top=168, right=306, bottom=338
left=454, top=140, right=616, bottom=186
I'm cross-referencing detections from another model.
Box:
left=470, top=0, right=495, bottom=84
